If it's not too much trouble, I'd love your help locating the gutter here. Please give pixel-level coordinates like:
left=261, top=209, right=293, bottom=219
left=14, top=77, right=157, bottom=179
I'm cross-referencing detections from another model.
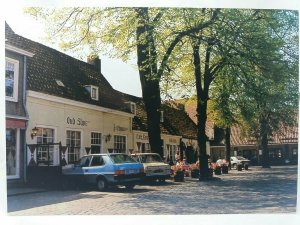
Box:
left=23, top=56, right=29, bottom=183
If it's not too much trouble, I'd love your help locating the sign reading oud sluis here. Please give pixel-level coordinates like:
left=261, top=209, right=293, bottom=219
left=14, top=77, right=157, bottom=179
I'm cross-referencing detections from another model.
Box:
left=66, top=116, right=90, bottom=126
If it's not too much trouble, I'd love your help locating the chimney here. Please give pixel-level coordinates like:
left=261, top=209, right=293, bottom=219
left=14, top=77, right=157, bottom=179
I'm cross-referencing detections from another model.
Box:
left=87, top=55, right=101, bottom=74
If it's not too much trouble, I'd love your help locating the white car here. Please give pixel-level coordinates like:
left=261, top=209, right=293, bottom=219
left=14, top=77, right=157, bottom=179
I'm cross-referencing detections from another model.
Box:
left=230, top=156, right=250, bottom=169
left=131, top=153, right=171, bottom=183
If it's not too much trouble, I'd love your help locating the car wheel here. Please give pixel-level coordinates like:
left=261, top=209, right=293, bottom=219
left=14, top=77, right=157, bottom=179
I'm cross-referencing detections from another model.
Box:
left=96, top=178, right=107, bottom=191
left=232, top=163, right=237, bottom=169
left=125, top=184, right=135, bottom=190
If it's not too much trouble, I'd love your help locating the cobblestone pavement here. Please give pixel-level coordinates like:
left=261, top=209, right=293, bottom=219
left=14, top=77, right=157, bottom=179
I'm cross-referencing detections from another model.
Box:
left=7, top=165, right=298, bottom=215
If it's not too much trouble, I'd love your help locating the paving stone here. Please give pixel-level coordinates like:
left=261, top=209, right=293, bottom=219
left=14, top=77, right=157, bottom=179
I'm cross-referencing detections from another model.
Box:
left=7, top=165, right=298, bottom=215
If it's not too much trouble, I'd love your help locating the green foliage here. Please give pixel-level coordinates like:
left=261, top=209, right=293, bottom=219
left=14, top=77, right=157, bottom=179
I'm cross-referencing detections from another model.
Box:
left=25, top=7, right=298, bottom=149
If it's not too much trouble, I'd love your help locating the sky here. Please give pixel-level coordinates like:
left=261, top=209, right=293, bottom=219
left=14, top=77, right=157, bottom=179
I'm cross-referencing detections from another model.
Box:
left=4, top=6, right=143, bottom=97
left=3, top=1, right=299, bottom=98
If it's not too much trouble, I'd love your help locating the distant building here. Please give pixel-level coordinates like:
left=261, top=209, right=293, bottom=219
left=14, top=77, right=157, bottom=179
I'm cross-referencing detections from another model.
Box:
left=118, top=93, right=198, bottom=163
left=177, top=99, right=298, bottom=165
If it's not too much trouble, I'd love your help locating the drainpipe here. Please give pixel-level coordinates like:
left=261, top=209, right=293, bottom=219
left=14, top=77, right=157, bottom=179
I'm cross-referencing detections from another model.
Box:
left=23, top=56, right=29, bottom=183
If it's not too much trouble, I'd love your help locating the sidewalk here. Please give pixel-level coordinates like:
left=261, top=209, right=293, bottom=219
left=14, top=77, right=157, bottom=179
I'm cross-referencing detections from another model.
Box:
left=7, top=187, right=48, bottom=197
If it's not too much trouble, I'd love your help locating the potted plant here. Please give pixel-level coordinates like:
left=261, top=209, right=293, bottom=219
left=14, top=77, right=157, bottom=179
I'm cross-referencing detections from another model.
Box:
left=212, top=163, right=222, bottom=175
left=171, top=165, right=185, bottom=182
left=190, top=161, right=200, bottom=178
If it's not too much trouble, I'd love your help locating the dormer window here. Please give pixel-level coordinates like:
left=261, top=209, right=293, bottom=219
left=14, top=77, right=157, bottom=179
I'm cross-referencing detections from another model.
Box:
left=126, top=102, right=136, bottom=115
left=85, top=85, right=99, bottom=100
left=130, top=103, right=136, bottom=115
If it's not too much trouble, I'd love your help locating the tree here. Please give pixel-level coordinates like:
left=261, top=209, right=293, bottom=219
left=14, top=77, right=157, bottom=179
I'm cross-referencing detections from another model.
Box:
left=160, top=9, right=298, bottom=173
left=210, top=72, right=237, bottom=167
left=230, top=10, right=298, bottom=168
left=26, top=7, right=220, bottom=157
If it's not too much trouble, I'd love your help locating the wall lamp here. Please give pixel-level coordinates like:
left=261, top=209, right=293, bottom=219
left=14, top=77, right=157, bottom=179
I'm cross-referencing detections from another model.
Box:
left=105, top=134, right=111, bottom=143
left=31, top=127, right=39, bottom=139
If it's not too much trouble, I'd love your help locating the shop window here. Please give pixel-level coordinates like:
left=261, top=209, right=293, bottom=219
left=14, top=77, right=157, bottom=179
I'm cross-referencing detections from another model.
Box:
left=6, top=129, right=19, bottom=178
left=66, top=130, right=81, bottom=163
left=269, top=150, right=275, bottom=158
left=5, top=57, right=19, bottom=102
left=36, top=127, right=54, bottom=165
left=91, top=132, right=102, bottom=154
left=114, top=135, right=126, bottom=153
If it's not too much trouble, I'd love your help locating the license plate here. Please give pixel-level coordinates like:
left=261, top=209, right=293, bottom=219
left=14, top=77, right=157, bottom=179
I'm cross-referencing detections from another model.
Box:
left=128, top=169, right=136, bottom=174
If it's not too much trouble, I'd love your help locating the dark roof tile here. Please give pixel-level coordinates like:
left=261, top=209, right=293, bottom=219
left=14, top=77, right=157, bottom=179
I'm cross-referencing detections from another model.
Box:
left=119, top=92, right=197, bottom=139
left=5, top=23, right=130, bottom=113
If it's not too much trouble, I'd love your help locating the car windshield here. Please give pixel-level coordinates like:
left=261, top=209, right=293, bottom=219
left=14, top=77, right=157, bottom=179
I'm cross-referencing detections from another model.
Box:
left=236, top=156, right=246, bottom=160
left=140, top=154, right=163, bottom=163
left=110, top=154, right=137, bottom=164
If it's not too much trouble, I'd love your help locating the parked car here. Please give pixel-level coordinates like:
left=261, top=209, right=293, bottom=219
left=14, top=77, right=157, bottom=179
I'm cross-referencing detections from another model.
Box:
left=230, top=156, right=250, bottom=169
left=62, top=153, right=145, bottom=191
left=131, top=153, right=171, bottom=182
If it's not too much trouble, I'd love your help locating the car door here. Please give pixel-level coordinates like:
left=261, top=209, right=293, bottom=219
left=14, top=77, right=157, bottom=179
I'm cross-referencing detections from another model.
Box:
left=85, top=155, right=106, bottom=183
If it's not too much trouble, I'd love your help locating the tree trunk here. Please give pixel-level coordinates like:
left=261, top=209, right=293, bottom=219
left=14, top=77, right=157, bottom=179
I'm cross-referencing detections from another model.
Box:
left=192, top=40, right=210, bottom=179
left=225, top=127, right=231, bottom=167
left=136, top=8, right=163, bottom=157
left=260, top=116, right=270, bottom=168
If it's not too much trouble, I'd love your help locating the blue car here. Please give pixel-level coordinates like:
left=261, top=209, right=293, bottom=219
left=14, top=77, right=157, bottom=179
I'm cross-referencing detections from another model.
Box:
left=62, top=153, right=145, bottom=191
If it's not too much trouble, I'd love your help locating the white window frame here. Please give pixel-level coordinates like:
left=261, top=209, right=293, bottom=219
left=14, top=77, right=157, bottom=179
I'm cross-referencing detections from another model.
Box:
left=91, top=131, right=102, bottom=153
left=5, top=57, right=19, bottom=102
left=66, top=130, right=82, bottom=163
left=113, top=135, right=127, bottom=153
left=84, top=85, right=99, bottom=100
left=35, top=126, right=56, bottom=165
left=91, top=86, right=99, bottom=100
left=167, top=144, right=178, bottom=163
left=130, top=103, right=136, bottom=115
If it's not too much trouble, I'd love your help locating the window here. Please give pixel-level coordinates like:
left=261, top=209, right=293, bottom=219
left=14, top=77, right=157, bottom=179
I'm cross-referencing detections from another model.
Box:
left=91, top=86, right=98, bottom=100
left=167, top=144, right=178, bottom=163
left=77, top=156, right=91, bottom=167
left=141, top=143, right=151, bottom=153
left=91, top=156, right=104, bottom=167
left=110, top=154, right=136, bottom=163
left=85, top=85, right=99, bottom=100
left=66, top=130, right=81, bottom=163
left=5, top=58, right=19, bottom=102
left=36, top=127, right=55, bottom=165
left=91, top=132, right=102, bottom=154
left=114, top=135, right=126, bottom=153
left=130, top=103, right=136, bottom=114
left=6, top=129, right=19, bottom=178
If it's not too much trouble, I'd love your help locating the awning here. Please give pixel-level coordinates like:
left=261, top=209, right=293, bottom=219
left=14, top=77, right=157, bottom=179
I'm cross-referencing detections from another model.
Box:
left=6, top=118, right=26, bottom=129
